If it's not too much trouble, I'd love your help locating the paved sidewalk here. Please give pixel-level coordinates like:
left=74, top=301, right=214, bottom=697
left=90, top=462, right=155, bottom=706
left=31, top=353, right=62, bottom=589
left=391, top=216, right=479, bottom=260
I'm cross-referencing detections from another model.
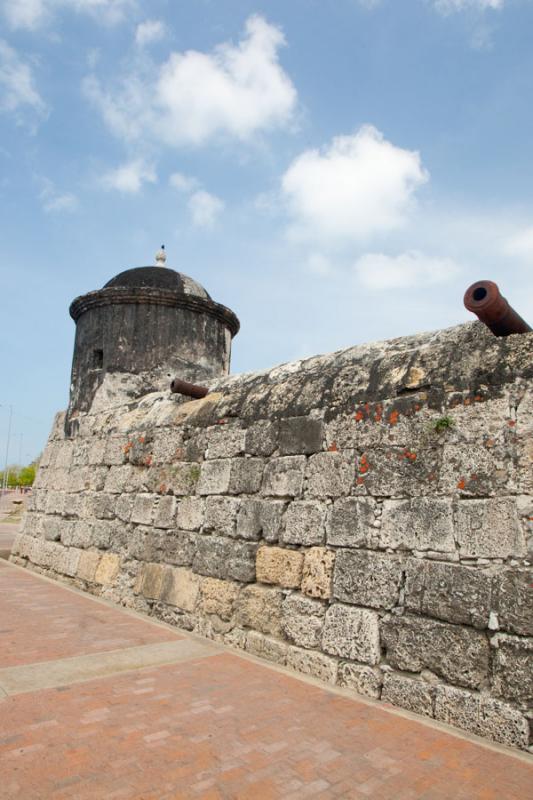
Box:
left=0, top=561, right=531, bottom=799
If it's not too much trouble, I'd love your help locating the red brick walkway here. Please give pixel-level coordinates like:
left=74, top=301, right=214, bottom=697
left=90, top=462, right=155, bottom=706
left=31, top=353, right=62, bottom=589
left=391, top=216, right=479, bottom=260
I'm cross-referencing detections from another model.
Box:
left=0, top=561, right=531, bottom=799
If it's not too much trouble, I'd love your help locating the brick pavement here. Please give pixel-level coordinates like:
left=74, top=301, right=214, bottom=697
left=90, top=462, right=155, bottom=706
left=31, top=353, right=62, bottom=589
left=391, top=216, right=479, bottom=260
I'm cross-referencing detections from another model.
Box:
left=0, top=561, right=531, bottom=800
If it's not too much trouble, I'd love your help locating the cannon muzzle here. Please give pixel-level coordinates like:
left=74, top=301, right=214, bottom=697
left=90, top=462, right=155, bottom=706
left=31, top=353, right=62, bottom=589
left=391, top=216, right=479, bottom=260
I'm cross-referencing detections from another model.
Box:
left=463, top=280, right=531, bottom=337
left=170, top=378, right=209, bottom=399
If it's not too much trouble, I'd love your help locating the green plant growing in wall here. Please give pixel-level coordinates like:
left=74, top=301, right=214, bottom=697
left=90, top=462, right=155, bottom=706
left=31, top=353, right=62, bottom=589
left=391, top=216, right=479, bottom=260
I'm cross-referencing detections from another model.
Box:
left=189, top=464, right=201, bottom=482
left=433, top=415, right=455, bottom=433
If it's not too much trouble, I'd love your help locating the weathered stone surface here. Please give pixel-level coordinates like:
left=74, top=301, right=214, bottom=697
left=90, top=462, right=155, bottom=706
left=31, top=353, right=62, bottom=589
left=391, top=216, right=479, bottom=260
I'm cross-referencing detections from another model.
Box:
left=262, top=457, right=305, bottom=497
left=322, top=604, right=380, bottom=665
left=245, top=631, right=288, bottom=664
left=259, top=500, right=286, bottom=542
left=281, top=594, right=325, bottom=649
left=153, top=495, right=178, bottom=529
left=326, top=497, right=375, bottom=548
left=235, top=499, right=263, bottom=541
left=279, top=417, right=323, bottom=455
left=94, top=553, right=121, bottom=585
left=228, top=458, right=264, bottom=495
left=90, top=520, right=115, bottom=550
left=494, top=568, right=533, bottom=636
left=256, top=546, right=303, bottom=589
left=114, top=494, right=134, bottom=522
left=301, top=547, right=335, bottom=600
left=455, top=498, right=525, bottom=559
left=227, top=541, right=257, bottom=583
left=165, top=463, right=201, bottom=496
left=381, top=672, right=434, bottom=717
left=491, top=634, right=533, bottom=702
left=282, top=500, right=326, bottom=546
left=160, top=567, right=200, bottom=612
left=337, top=662, right=382, bottom=699
left=206, top=425, right=245, bottom=459
left=158, top=530, right=195, bottom=567
left=197, top=460, right=231, bottom=495
left=236, top=585, right=284, bottom=637
left=204, top=496, right=239, bottom=537
left=245, top=420, right=278, bottom=456
left=434, top=684, right=529, bottom=749
left=192, top=535, right=230, bottom=579
left=137, top=562, right=165, bottom=600
left=405, top=560, right=492, bottom=629
left=333, top=550, right=404, bottom=610
left=382, top=615, right=489, bottom=690
left=59, top=547, right=82, bottom=578
left=380, top=498, right=455, bottom=553
left=357, top=447, right=441, bottom=498
left=176, top=496, right=205, bottom=531
left=199, top=577, right=240, bottom=620
left=77, top=550, right=101, bottom=582
left=306, top=453, right=355, bottom=498
left=286, top=646, right=338, bottom=684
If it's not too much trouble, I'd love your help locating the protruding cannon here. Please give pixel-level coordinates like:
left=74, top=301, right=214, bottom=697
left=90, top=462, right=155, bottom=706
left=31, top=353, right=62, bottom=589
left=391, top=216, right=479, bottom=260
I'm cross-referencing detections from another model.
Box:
left=463, top=280, right=532, bottom=337
left=170, top=378, right=209, bottom=399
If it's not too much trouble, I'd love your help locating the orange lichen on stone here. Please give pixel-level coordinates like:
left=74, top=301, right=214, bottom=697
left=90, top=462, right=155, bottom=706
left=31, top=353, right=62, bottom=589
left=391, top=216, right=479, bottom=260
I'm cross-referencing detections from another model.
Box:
left=388, top=410, right=400, bottom=426
left=457, top=478, right=466, bottom=490
left=404, top=450, right=417, bottom=462
left=355, top=409, right=365, bottom=422
left=144, top=455, right=153, bottom=467
left=328, top=441, right=338, bottom=452
left=138, top=436, right=145, bottom=444
left=159, top=484, right=167, bottom=494
left=356, top=476, right=365, bottom=485
left=123, top=441, right=133, bottom=454
left=508, top=420, right=516, bottom=427
left=374, top=404, right=383, bottom=422
left=359, top=455, right=369, bottom=474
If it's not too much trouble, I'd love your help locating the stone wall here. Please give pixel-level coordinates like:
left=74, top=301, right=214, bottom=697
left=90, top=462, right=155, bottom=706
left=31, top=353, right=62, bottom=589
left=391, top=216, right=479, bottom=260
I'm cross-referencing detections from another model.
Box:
left=11, top=322, right=533, bottom=751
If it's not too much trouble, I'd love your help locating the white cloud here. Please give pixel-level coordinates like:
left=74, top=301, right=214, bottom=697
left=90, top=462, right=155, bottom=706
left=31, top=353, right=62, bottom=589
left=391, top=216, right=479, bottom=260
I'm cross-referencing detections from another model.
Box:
left=353, top=250, right=461, bottom=290
left=306, top=253, right=335, bottom=276
left=100, top=159, right=157, bottom=193
left=434, top=0, right=504, bottom=13
left=135, top=19, right=166, bottom=47
left=1, top=0, right=134, bottom=30
left=0, top=39, right=46, bottom=116
left=38, top=177, right=78, bottom=212
left=169, top=172, right=199, bottom=193
left=503, top=226, right=533, bottom=260
left=188, top=190, right=224, bottom=228
left=85, top=14, right=297, bottom=148
left=282, top=125, right=428, bottom=244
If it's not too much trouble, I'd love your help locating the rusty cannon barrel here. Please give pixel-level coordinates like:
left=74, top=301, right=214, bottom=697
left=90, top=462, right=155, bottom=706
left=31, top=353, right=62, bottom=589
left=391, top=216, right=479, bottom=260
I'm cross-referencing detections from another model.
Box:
left=463, top=280, right=532, bottom=337
left=170, top=378, right=209, bottom=399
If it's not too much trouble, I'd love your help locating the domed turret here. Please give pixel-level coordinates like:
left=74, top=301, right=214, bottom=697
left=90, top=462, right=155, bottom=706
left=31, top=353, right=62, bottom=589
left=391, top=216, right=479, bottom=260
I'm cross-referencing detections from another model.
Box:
left=66, top=249, right=239, bottom=424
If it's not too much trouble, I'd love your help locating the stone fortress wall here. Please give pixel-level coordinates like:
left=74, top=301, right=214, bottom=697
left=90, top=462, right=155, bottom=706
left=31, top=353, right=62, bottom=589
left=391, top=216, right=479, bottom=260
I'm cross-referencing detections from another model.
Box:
left=11, top=322, right=533, bottom=751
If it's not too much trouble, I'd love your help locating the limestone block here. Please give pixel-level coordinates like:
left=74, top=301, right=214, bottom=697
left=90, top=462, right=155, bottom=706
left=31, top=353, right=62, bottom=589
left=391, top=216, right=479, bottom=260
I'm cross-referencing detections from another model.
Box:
left=286, top=646, right=338, bottom=684
left=405, top=560, right=492, bottom=629
left=197, top=460, right=231, bottom=495
left=138, top=563, right=165, bottom=600
left=455, top=498, right=526, bottom=559
left=131, top=494, right=156, bottom=526
left=103, top=437, right=128, bottom=466
left=281, top=594, right=325, bottom=649
left=59, top=547, right=82, bottom=578
left=227, top=541, right=258, bottom=583
left=54, top=441, right=74, bottom=469
left=439, top=443, right=512, bottom=497
left=256, top=546, right=303, bottom=589
left=77, top=550, right=101, bottom=582
left=379, top=498, right=455, bottom=553
left=87, top=492, right=115, bottom=520
left=153, top=495, right=178, bottom=529
left=333, top=550, right=404, bottom=610
left=104, top=465, right=135, bottom=494
left=200, top=577, right=240, bottom=620
left=42, top=516, right=61, bottom=542
left=228, top=458, right=264, bottom=495
left=192, top=535, right=231, bottom=579
left=151, top=429, right=184, bottom=464
left=357, top=447, right=440, bottom=497
left=245, top=420, right=278, bottom=457
left=204, top=496, right=240, bottom=536
left=235, top=585, right=284, bottom=637
left=206, top=425, right=245, bottom=459
left=176, top=496, right=205, bottom=531
left=495, top=568, right=533, bottom=636
left=166, top=463, right=201, bottom=496
left=279, top=417, right=323, bottom=455
left=322, top=604, right=380, bottom=665
left=301, top=547, right=335, bottom=599
left=306, top=452, right=355, bottom=498
left=88, top=439, right=106, bottom=466
left=337, top=662, right=382, bottom=699
left=236, top=499, right=264, bottom=541
left=44, top=490, right=65, bottom=516
left=159, top=530, right=195, bottom=567
left=283, top=500, right=326, bottom=546
left=381, top=672, right=434, bottom=717
left=326, top=497, right=375, bottom=548
left=381, top=615, right=489, bottom=690
left=94, top=553, right=121, bottom=586
left=434, top=684, right=529, bottom=749
left=517, top=436, right=533, bottom=493
left=90, top=520, right=115, bottom=550
left=262, top=456, right=305, bottom=498
left=245, top=631, right=288, bottom=664
left=491, top=634, right=533, bottom=702
left=259, top=500, right=286, bottom=542
left=160, top=567, right=200, bottom=612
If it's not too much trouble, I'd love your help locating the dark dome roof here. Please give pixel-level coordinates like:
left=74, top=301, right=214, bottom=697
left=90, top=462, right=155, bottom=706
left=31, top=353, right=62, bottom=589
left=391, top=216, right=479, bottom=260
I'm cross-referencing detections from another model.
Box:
left=104, top=267, right=211, bottom=300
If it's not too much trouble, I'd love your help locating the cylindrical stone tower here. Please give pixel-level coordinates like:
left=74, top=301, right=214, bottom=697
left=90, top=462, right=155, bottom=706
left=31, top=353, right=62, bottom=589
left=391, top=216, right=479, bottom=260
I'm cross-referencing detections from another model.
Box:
left=66, top=253, right=239, bottom=424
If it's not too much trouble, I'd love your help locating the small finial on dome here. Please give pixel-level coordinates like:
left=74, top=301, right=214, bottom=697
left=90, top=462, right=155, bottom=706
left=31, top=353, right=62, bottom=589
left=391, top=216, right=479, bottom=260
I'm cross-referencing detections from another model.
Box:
left=155, top=244, right=167, bottom=267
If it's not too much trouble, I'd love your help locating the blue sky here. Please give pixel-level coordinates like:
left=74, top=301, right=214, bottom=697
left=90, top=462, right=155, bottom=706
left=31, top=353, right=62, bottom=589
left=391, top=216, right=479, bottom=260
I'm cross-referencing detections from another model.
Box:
left=1, top=0, right=532, bottom=463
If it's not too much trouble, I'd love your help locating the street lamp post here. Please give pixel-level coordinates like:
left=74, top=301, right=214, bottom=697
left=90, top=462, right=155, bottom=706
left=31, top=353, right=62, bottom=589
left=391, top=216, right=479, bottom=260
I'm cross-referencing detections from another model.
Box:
left=1, top=405, right=13, bottom=494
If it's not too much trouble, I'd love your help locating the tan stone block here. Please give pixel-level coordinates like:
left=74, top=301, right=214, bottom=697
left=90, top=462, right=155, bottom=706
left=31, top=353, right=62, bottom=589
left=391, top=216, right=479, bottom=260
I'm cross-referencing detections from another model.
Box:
left=256, top=546, right=303, bottom=589
left=200, top=577, right=240, bottom=620
left=139, top=563, right=166, bottom=600
left=94, top=553, right=121, bottom=586
left=77, top=550, right=101, bottom=582
left=235, top=585, right=284, bottom=637
left=301, top=547, right=335, bottom=599
left=160, top=567, right=200, bottom=612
